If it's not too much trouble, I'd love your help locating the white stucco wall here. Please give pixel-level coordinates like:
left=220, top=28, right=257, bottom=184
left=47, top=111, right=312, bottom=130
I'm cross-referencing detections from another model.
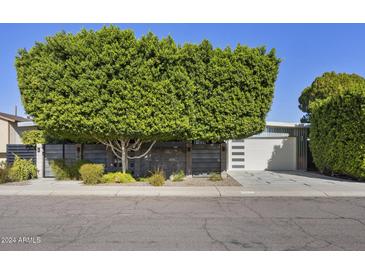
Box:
left=9, top=123, right=36, bottom=144
left=0, top=119, right=9, bottom=156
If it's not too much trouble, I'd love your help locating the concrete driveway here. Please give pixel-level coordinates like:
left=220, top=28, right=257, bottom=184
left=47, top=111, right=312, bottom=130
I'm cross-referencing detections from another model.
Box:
left=228, top=170, right=365, bottom=196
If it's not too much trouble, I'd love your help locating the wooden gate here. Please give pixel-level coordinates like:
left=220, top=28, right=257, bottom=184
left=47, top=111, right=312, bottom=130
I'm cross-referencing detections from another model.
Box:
left=44, top=144, right=64, bottom=177
left=191, top=143, right=221, bottom=176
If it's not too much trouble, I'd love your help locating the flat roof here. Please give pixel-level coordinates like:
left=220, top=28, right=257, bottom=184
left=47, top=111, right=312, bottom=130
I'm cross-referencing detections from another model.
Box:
left=0, top=111, right=30, bottom=123
left=266, top=121, right=310, bottom=128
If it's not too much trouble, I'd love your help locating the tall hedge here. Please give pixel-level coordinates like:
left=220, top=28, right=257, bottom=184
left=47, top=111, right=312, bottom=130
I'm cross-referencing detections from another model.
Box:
left=309, top=89, right=365, bottom=179
left=15, top=26, right=280, bottom=172
left=16, top=26, right=280, bottom=143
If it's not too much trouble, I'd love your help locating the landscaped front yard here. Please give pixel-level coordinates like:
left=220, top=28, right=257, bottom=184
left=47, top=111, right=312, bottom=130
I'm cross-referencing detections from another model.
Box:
left=97, top=176, right=240, bottom=187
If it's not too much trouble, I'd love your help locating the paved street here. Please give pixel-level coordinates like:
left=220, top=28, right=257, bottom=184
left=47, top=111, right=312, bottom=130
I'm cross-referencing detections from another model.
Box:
left=1, top=196, right=365, bottom=250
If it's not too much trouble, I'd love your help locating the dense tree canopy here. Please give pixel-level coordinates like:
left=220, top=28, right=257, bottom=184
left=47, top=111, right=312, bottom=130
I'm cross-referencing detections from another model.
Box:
left=309, top=89, right=365, bottom=180
left=16, top=26, right=280, bottom=172
left=300, top=72, right=365, bottom=180
left=298, top=72, right=365, bottom=122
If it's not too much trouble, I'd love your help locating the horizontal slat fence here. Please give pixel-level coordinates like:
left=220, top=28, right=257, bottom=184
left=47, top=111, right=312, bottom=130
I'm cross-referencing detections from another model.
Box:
left=6, top=144, right=36, bottom=165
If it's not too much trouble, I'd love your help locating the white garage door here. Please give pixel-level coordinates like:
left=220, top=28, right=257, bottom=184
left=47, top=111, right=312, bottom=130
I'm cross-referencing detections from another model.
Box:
left=245, top=137, right=296, bottom=170
left=228, top=137, right=297, bottom=171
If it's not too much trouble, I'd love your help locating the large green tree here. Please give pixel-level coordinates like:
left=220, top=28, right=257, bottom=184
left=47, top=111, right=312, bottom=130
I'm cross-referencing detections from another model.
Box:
left=299, top=72, right=365, bottom=180
left=298, top=72, right=365, bottom=122
left=16, top=26, right=280, bottom=173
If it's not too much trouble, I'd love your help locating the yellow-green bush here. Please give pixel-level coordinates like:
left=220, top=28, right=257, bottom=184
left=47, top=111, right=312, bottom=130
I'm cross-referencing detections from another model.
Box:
left=101, top=172, right=136, bottom=184
left=0, top=169, right=9, bottom=184
left=171, top=170, right=185, bottom=182
left=0, top=162, right=10, bottom=184
left=50, top=160, right=70, bottom=180
left=148, top=169, right=165, bottom=186
left=79, top=164, right=104, bottom=184
left=21, top=130, right=46, bottom=145
left=8, top=155, right=37, bottom=181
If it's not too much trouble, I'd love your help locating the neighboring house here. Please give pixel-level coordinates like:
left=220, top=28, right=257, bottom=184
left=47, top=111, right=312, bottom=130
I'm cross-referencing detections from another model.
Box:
left=8, top=120, right=311, bottom=177
left=0, top=111, right=36, bottom=162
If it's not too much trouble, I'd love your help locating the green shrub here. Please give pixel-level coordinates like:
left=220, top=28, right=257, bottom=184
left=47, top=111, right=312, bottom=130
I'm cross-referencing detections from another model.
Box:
left=79, top=164, right=104, bottom=184
left=51, top=159, right=91, bottom=180
left=148, top=169, right=165, bottom=186
left=68, top=160, right=91, bottom=180
left=8, top=155, right=37, bottom=181
left=171, top=170, right=185, bottom=182
left=310, top=90, right=365, bottom=180
left=209, top=172, right=222, bottom=181
left=50, top=159, right=70, bottom=180
left=0, top=163, right=10, bottom=184
left=101, top=172, right=136, bottom=184
left=21, top=130, right=46, bottom=145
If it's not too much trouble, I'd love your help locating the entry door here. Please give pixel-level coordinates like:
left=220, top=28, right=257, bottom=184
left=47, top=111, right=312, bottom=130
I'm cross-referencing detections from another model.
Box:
left=44, top=144, right=64, bottom=177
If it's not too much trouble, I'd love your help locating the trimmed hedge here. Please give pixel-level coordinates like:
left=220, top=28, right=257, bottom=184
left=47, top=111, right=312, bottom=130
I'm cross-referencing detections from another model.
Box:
left=310, top=90, right=365, bottom=180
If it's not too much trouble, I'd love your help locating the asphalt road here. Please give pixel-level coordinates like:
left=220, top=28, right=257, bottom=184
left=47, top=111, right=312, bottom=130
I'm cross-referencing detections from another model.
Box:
left=1, top=196, right=365, bottom=250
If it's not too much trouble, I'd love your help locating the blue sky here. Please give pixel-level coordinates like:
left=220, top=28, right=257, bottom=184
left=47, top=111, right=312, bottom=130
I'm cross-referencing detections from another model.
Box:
left=1, top=23, right=365, bottom=122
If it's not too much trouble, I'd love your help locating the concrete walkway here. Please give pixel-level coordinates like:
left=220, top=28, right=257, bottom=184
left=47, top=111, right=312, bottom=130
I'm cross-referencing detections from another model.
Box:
left=1, top=172, right=365, bottom=197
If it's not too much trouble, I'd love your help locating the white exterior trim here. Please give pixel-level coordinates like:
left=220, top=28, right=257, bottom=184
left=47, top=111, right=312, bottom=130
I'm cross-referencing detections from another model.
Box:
left=17, top=121, right=37, bottom=127
left=266, top=121, right=310, bottom=128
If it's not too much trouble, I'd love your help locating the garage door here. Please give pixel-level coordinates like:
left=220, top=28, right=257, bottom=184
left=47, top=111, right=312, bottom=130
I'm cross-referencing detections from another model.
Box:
left=244, top=137, right=296, bottom=170
left=229, top=137, right=297, bottom=171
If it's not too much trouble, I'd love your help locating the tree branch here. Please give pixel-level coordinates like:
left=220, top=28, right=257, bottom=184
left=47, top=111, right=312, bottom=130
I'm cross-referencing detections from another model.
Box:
left=127, top=139, right=142, bottom=152
left=127, top=140, right=156, bottom=159
left=109, top=142, right=123, bottom=159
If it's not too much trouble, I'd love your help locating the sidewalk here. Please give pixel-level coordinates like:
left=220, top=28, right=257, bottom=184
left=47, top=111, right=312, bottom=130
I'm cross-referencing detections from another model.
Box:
left=0, top=179, right=242, bottom=197
left=1, top=178, right=365, bottom=197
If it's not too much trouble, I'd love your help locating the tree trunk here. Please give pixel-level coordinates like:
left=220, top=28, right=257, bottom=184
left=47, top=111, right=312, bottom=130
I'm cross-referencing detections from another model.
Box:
left=121, top=142, right=128, bottom=173
left=97, top=138, right=156, bottom=174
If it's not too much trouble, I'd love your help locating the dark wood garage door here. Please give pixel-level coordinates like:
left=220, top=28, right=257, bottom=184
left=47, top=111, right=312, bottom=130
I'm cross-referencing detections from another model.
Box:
left=192, top=143, right=221, bottom=176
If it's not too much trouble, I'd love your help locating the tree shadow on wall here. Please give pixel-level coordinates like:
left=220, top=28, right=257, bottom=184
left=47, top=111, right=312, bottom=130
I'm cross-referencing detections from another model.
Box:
left=266, top=138, right=295, bottom=171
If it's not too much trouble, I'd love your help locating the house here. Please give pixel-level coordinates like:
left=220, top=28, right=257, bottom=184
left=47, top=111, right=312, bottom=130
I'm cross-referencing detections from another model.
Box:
left=0, top=111, right=35, bottom=162
left=9, top=120, right=311, bottom=177
left=227, top=121, right=310, bottom=171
